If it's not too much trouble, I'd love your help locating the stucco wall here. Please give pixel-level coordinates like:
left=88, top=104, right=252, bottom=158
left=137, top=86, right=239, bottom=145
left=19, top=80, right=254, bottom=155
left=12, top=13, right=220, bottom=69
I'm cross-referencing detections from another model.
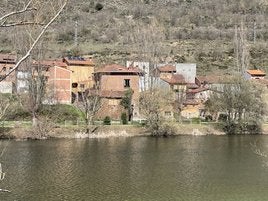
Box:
left=67, top=65, right=94, bottom=90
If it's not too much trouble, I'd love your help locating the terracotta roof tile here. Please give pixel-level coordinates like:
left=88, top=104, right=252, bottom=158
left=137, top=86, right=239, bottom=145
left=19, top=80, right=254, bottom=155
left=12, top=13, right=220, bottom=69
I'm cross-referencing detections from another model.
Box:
left=187, top=83, right=199, bottom=89
left=158, top=65, right=176, bottom=72
left=0, top=53, right=16, bottom=64
left=161, top=74, right=186, bottom=84
left=33, top=60, right=67, bottom=68
left=188, top=87, right=209, bottom=93
left=63, top=57, right=94, bottom=66
left=246, top=69, right=266, bottom=76
left=95, top=64, right=143, bottom=74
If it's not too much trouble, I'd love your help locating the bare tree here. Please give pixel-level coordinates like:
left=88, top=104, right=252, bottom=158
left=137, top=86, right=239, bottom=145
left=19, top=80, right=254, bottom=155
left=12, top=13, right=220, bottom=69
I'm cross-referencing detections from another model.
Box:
left=139, top=89, right=175, bottom=136
left=206, top=77, right=266, bottom=134
left=129, top=19, right=167, bottom=89
left=234, top=20, right=250, bottom=74
left=74, top=89, right=102, bottom=134
left=0, top=94, right=13, bottom=121
left=0, top=0, right=67, bottom=82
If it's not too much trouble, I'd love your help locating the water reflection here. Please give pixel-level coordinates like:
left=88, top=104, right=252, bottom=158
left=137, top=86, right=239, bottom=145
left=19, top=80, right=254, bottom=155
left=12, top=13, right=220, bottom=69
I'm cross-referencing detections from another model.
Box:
left=0, top=136, right=268, bottom=200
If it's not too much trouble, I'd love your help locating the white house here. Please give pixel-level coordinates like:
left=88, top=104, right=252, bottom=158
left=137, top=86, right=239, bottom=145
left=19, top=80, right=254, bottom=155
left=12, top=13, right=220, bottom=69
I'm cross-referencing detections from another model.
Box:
left=16, top=71, right=30, bottom=93
left=126, top=61, right=150, bottom=91
left=175, top=63, right=196, bottom=83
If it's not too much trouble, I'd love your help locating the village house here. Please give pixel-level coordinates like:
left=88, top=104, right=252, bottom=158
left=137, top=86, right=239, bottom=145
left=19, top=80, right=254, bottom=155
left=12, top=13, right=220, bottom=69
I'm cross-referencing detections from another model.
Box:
left=0, top=53, right=16, bottom=93
left=63, top=56, right=95, bottom=99
left=94, top=64, right=143, bottom=120
left=155, top=64, right=203, bottom=119
left=155, top=64, right=176, bottom=79
left=244, top=69, right=266, bottom=80
left=157, top=73, right=187, bottom=119
left=181, top=99, right=200, bottom=119
left=32, top=60, right=72, bottom=104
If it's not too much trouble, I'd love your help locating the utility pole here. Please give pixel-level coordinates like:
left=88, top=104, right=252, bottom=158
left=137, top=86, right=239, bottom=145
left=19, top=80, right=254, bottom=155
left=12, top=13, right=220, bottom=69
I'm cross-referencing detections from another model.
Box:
left=253, top=20, right=256, bottom=44
left=74, top=20, right=78, bottom=47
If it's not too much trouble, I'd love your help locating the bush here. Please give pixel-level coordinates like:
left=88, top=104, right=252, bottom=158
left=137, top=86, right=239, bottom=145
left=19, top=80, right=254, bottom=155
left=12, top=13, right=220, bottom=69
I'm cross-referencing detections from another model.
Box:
left=223, top=121, right=262, bottom=135
left=121, top=112, right=128, bottom=125
left=156, top=122, right=178, bottom=137
left=205, top=115, right=213, bottom=122
left=218, top=114, right=227, bottom=122
left=191, top=118, right=201, bottom=124
left=40, top=104, right=82, bottom=123
left=95, top=3, right=103, bottom=11
left=103, top=116, right=111, bottom=125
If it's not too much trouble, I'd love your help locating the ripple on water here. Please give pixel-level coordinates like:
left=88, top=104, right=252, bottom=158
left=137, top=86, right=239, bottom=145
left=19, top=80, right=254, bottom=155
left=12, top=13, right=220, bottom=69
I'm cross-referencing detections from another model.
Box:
left=1, top=136, right=268, bottom=201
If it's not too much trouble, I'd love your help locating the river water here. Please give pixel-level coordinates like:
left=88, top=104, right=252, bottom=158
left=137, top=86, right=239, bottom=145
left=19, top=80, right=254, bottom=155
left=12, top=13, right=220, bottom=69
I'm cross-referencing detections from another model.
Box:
left=0, top=135, right=268, bottom=201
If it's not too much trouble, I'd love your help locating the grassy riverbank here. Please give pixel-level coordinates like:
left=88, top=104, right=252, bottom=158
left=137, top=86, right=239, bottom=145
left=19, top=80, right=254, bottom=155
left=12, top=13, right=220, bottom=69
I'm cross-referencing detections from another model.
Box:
left=0, top=123, right=225, bottom=140
left=2, top=121, right=268, bottom=140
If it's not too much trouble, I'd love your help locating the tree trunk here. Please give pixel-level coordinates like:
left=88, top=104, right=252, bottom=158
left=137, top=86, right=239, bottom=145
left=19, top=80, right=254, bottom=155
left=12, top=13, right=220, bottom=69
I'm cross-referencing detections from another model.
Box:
left=32, top=113, right=39, bottom=128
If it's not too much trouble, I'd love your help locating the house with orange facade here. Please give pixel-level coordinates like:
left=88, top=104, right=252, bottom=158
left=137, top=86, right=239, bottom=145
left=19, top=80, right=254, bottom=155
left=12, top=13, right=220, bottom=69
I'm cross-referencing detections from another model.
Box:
left=32, top=60, right=72, bottom=104
left=94, top=64, right=144, bottom=120
left=63, top=56, right=95, bottom=100
left=245, top=69, right=266, bottom=80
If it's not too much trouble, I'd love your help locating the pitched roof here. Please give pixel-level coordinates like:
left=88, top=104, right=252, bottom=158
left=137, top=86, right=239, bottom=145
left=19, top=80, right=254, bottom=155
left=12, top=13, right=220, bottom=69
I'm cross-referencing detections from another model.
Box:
left=33, top=60, right=67, bottom=68
left=188, top=87, right=209, bottom=94
left=88, top=89, right=125, bottom=98
left=161, top=74, right=186, bottom=84
left=187, top=83, right=199, bottom=89
left=95, top=64, right=143, bottom=74
left=158, top=65, right=176, bottom=72
left=246, top=69, right=266, bottom=76
left=101, top=90, right=125, bottom=98
left=63, top=57, right=94, bottom=66
left=0, top=53, right=16, bottom=64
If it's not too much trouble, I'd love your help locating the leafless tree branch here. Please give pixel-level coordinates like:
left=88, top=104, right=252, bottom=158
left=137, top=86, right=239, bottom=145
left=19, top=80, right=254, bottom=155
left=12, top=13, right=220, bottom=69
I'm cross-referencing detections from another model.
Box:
left=0, top=0, right=36, bottom=24
left=0, top=21, right=44, bottom=27
left=0, top=0, right=68, bottom=82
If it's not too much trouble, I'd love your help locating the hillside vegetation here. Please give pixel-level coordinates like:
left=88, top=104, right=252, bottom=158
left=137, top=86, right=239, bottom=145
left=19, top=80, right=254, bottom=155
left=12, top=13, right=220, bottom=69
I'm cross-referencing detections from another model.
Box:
left=1, top=0, right=268, bottom=74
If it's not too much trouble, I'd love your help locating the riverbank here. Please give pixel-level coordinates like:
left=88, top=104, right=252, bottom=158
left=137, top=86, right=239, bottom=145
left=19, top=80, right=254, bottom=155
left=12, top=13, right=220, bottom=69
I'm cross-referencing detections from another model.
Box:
left=0, top=123, right=226, bottom=140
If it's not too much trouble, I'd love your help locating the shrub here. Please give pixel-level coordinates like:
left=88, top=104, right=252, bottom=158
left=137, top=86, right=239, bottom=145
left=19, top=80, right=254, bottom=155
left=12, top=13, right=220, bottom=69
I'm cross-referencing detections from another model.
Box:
left=157, top=122, right=178, bottom=137
left=103, top=116, right=111, bottom=125
left=218, top=114, right=227, bottom=122
left=205, top=115, right=213, bottom=122
left=191, top=118, right=201, bottom=124
left=121, top=112, right=128, bottom=125
left=95, top=3, right=103, bottom=11
left=40, top=104, right=82, bottom=123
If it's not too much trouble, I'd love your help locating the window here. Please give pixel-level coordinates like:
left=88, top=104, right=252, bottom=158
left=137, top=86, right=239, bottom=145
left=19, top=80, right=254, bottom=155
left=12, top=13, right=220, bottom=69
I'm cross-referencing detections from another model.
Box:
left=124, top=79, right=130, bottom=88
left=72, top=83, right=78, bottom=88
left=165, top=111, right=172, bottom=117
left=108, top=99, right=118, bottom=106
left=80, top=84, right=85, bottom=88
left=2, top=67, right=6, bottom=72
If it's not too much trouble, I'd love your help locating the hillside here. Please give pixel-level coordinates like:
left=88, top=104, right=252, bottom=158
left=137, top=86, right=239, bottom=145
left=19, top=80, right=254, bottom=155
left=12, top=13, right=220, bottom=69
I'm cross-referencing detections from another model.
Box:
left=1, top=0, right=268, bottom=74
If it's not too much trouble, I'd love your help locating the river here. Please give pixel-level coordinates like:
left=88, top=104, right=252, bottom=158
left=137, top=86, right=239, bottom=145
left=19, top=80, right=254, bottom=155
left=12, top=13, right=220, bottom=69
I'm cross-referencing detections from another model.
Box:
left=0, top=135, right=268, bottom=201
